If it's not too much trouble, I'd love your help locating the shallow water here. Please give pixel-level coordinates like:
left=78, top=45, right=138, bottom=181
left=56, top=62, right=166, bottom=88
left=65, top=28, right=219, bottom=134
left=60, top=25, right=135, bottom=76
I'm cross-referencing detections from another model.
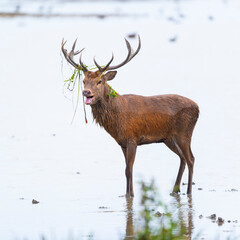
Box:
left=1, top=0, right=240, bottom=239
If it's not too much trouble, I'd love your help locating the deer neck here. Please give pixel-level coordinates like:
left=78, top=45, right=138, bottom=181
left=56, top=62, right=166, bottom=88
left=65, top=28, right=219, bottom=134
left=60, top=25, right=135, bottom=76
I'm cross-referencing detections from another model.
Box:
left=91, top=84, right=121, bottom=132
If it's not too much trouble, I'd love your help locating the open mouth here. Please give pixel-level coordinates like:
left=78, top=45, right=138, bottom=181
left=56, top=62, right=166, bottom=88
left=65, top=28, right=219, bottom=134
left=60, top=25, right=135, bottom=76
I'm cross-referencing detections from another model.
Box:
left=85, top=96, right=94, bottom=105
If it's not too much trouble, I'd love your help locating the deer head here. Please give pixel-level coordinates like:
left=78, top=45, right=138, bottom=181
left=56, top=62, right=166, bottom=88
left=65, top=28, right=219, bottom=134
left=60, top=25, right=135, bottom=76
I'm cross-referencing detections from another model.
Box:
left=61, top=36, right=141, bottom=105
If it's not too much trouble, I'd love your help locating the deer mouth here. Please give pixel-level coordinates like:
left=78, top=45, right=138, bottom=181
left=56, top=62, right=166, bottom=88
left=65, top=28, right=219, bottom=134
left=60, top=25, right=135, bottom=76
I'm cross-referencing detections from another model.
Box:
left=85, top=95, right=94, bottom=105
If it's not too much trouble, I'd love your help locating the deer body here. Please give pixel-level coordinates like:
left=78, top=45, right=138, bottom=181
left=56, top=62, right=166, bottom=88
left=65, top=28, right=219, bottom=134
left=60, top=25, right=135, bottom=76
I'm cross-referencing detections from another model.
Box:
left=62, top=36, right=199, bottom=196
left=91, top=84, right=199, bottom=196
left=92, top=88, right=198, bottom=147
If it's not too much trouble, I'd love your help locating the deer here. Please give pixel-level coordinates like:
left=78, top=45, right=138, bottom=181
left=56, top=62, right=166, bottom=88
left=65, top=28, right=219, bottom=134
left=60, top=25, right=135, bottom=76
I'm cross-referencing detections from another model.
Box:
left=61, top=36, right=199, bottom=197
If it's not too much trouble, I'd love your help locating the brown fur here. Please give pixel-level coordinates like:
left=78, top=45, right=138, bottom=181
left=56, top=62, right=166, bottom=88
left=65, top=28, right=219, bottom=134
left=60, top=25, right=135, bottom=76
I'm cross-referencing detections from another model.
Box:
left=83, top=71, right=199, bottom=196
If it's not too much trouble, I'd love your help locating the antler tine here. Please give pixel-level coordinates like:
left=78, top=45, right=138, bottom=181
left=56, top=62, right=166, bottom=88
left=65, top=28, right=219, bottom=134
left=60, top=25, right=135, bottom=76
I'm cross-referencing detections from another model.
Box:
left=61, top=38, right=80, bottom=68
left=61, top=39, right=68, bottom=59
left=128, top=35, right=141, bottom=61
left=107, top=35, right=141, bottom=71
left=106, top=39, right=131, bottom=71
left=67, top=39, right=83, bottom=68
left=94, top=53, right=114, bottom=72
left=70, top=38, right=81, bottom=55
left=93, top=56, right=103, bottom=71
left=103, top=53, right=114, bottom=71
left=79, top=52, right=88, bottom=72
left=68, top=47, right=85, bottom=68
left=72, top=38, right=77, bottom=51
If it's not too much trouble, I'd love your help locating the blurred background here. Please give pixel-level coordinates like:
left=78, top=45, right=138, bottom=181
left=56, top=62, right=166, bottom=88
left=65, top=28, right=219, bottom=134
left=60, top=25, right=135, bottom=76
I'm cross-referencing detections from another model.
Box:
left=1, top=0, right=240, bottom=239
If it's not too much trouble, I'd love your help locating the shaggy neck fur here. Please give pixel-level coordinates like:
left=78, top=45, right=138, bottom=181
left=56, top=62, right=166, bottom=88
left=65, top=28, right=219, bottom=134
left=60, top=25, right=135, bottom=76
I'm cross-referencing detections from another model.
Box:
left=91, top=84, right=122, bottom=134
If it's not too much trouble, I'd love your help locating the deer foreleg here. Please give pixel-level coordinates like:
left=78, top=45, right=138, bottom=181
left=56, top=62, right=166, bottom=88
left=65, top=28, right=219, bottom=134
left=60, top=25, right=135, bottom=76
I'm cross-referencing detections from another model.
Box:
left=122, top=142, right=137, bottom=197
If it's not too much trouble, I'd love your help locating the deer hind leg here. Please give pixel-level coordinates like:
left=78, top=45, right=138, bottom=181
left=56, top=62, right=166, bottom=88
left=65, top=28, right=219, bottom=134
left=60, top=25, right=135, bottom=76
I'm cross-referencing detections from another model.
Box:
left=165, top=138, right=186, bottom=194
left=121, top=141, right=137, bottom=197
left=176, top=138, right=195, bottom=194
left=186, top=145, right=195, bottom=194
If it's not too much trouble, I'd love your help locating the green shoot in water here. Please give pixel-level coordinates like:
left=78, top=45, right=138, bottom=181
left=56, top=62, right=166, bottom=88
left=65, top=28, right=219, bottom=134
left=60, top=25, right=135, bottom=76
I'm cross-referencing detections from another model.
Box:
left=135, top=180, right=186, bottom=240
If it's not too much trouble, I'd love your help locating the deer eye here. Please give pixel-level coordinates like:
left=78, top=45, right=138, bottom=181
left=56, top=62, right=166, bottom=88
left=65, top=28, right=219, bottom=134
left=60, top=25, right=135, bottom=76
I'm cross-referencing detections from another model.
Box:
left=97, top=80, right=102, bottom=85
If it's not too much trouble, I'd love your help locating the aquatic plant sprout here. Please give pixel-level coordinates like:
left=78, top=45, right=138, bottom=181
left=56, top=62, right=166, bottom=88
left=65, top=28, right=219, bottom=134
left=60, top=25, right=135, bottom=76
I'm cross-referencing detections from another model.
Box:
left=136, top=180, right=187, bottom=240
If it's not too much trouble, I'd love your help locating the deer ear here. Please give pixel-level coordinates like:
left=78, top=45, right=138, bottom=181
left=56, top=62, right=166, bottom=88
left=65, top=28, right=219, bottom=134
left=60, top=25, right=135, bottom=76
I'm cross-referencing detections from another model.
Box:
left=104, top=71, right=117, bottom=81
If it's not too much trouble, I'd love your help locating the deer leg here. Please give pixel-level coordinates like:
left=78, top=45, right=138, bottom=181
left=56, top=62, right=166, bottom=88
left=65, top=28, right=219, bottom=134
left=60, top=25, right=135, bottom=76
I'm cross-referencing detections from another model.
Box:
left=174, top=158, right=186, bottom=193
left=177, top=140, right=194, bottom=195
left=189, top=147, right=195, bottom=165
left=121, top=146, right=130, bottom=195
left=186, top=146, right=195, bottom=194
left=121, top=146, right=127, bottom=162
left=122, top=142, right=137, bottom=197
left=165, top=139, right=186, bottom=193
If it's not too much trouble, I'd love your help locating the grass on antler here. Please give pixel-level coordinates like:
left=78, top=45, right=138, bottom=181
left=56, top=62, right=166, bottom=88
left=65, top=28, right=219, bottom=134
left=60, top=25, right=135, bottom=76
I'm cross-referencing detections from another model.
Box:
left=63, top=67, right=85, bottom=124
left=63, top=65, right=118, bottom=124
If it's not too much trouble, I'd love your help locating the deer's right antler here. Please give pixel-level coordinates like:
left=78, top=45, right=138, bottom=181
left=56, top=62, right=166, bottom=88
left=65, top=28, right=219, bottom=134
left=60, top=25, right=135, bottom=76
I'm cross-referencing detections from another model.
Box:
left=61, top=39, right=87, bottom=72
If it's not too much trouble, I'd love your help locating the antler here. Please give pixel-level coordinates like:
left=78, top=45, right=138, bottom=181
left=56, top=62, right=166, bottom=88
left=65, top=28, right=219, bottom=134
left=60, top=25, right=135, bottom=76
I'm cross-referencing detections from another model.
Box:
left=62, top=36, right=141, bottom=73
left=61, top=39, right=87, bottom=72
left=93, top=53, right=114, bottom=73
left=94, top=35, right=141, bottom=72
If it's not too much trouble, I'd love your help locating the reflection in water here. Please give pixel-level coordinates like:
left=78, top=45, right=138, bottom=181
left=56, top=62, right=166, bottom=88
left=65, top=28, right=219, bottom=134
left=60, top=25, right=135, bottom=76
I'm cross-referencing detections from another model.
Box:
left=124, top=197, right=135, bottom=240
left=123, top=195, right=195, bottom=240
left=172, top=194, right=194, bottom=239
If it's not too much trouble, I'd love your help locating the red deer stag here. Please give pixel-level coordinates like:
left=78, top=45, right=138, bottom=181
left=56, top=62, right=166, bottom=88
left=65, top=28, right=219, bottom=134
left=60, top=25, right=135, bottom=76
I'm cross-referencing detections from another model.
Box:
left=61, top=36, right=199, bottom=196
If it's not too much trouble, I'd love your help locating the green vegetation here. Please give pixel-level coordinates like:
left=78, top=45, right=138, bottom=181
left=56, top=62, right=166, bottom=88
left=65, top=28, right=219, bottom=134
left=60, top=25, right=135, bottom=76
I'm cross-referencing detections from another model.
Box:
left=64, top=68, right=82, bottom=92
left=107, top=84, right=118, bottom=98
left=135, top=180, right=186, bottom=240
left=63, top=65, right=118, bottom=123
left=64, top=67, right=118, bottom=99
left=64, top=68, right=84, bottom=123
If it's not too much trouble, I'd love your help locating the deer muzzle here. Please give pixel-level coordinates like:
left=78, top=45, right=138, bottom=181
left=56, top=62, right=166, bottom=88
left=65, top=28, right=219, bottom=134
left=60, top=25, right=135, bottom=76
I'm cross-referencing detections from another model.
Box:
left=82, top=90, right=94, bottom=105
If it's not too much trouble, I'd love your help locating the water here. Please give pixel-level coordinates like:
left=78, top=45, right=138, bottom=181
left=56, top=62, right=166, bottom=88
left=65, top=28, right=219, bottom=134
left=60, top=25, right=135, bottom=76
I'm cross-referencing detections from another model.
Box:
left=1, top=0, right=240, bottom=239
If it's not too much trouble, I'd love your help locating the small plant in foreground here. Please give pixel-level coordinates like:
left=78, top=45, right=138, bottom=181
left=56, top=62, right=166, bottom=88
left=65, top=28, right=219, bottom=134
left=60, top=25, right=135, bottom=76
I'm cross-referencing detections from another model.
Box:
left=135, top=180, right=186, bottom=240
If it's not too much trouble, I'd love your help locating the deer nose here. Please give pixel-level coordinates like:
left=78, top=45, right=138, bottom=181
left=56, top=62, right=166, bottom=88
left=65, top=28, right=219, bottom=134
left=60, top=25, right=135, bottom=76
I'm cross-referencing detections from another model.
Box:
left=82, top=89, right=92, bottom=97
